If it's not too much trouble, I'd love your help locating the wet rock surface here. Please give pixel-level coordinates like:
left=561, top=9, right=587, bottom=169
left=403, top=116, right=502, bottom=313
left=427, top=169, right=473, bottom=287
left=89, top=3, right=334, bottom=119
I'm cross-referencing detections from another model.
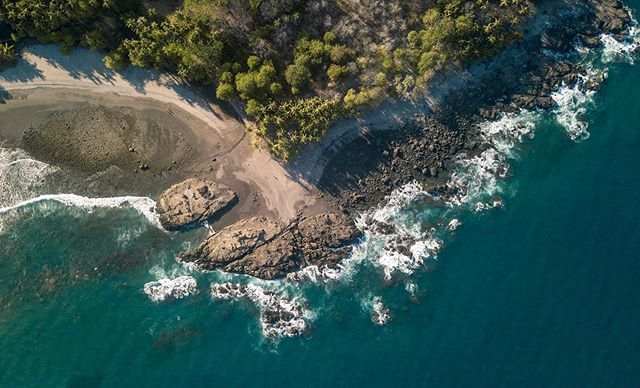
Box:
left=319, top=111, right=470, bottom=213
left=178, top=213, right=362, bottom=279
left=156, top=179, right=238, bottom=231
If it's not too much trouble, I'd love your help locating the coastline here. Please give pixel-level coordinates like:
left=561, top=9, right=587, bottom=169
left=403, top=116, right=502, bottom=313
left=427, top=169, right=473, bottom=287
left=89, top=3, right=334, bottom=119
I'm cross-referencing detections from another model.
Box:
left=0, top=46, right=331, bottom=228
left=0, top=0, right=635, bottom=282
left=307, top=0, right=634, bottom=213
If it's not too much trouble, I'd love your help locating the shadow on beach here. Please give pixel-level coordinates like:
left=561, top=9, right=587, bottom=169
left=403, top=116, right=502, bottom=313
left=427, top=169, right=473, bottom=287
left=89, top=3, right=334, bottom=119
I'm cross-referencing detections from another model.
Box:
left=0, top=85, right=11, bottom=104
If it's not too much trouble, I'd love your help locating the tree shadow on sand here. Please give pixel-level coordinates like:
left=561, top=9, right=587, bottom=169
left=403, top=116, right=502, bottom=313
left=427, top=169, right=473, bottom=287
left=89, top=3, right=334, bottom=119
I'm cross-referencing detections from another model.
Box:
left=0, top=85, right=12, bottom=104
left=0, top=57, right=44, bottom=83
left=24, top=44, right=241, bottom=119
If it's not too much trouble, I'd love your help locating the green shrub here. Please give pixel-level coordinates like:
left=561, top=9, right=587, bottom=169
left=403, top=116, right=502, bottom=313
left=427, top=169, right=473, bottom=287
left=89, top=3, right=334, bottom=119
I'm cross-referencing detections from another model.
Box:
left=0, top=43, right=18, bottom=68
left=284, top=62, right=311, bottom=94
left=216, top=82, right=236, bottom=100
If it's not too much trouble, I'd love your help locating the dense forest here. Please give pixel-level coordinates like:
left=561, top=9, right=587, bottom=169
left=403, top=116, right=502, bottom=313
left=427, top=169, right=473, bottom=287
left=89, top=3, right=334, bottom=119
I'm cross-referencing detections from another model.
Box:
left=0, top=0, right=532, bottom=160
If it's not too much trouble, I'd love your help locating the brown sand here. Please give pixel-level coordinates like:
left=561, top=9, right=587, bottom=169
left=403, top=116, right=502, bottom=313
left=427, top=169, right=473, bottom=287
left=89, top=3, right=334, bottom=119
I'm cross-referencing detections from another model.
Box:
left=0, top=50, right=330, bottom=228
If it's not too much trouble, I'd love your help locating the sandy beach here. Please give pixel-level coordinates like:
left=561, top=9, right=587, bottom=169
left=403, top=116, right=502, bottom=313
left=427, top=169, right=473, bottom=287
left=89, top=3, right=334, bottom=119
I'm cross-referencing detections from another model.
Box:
left=0, top=44, right=330, bottom=227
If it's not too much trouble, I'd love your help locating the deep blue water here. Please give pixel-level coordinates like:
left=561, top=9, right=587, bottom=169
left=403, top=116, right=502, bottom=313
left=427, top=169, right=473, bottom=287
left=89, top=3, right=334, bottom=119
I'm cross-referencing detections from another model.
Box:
left=2, top=5, right=640, bottom=387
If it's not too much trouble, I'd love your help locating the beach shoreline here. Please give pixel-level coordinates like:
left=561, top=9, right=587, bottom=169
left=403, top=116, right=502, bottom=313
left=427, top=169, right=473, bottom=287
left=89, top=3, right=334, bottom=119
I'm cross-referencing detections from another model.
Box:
left=0, top=0, right=634, bottom=280
left=0, top=46, right=331, bottom=229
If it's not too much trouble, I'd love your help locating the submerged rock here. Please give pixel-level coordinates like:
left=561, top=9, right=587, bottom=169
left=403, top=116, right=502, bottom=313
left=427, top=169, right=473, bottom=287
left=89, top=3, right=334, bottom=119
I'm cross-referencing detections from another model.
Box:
left=179, top=213, right=362, bottom=279
left=156, top=179, right=238, bottom=230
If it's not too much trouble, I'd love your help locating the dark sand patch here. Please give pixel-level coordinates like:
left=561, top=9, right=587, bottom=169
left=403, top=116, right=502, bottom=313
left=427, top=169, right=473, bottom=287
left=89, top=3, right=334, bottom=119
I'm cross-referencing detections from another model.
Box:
left=0, top=87, right=330, bottom=228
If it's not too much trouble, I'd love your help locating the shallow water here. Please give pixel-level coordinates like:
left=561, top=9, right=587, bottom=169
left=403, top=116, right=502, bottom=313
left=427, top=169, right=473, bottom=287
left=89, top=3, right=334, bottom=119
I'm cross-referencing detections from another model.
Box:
left=3, top=4, right=640, bottom=386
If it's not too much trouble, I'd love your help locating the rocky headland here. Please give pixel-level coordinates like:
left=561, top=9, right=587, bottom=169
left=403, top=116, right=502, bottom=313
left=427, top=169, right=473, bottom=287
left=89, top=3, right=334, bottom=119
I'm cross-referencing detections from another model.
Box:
left=151, top=0, right=637, bottom=281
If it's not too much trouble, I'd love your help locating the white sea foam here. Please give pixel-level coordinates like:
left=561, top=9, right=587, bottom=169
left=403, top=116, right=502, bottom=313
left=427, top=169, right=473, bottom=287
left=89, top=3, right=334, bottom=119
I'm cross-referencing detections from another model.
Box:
left=211, top=283, right=312, bottom=338
left=550, top=16, right=639, bottom=142
left=286, top=264, right=344, bottom=283
left=551, top=78, right=596, bottom=142
left=355, top=181, right=447, bottom=279
left=479, top=110, right=538, bottom=156
left=404, top=281, right=418, bottom=297
left=447, top=148, right=508, bottom=208
left=143, top=276, right=198, bottom=302
left=447, top=111, right=541, bottom=209
left=447, top=219, right=461, bottom=231
left=363, top=296, right=391, bottom=326
left=601, top=25, right=640, bottom=64
left=0, top=193, right=162, bottom=229
left=0, top=147, right=61, bottom=209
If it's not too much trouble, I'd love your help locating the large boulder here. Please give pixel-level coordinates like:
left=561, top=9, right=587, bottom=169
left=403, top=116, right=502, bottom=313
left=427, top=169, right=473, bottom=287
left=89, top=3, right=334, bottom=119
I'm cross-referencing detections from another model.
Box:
left=157, top=179, right=238, bottom=230
left=178, top=213, right=362, bottom=279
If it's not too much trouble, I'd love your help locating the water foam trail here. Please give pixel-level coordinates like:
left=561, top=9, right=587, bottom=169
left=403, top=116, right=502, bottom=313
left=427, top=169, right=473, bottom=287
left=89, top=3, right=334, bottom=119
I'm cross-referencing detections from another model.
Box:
left=601, top=21, right=640, bottom=64
left=551, top=14, right=639, bottom=141
left=551, top=72, right=598, bottom=142
left=0, top=193, right=163, bottom=229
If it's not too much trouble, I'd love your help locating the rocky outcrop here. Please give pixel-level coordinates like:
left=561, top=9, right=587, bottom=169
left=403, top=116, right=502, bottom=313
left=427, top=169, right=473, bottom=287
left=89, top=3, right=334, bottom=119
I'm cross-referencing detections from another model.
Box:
left=318, top=0, right=636, bottom=212
left=157, top=179, right=238, bottom=230
left=178, top=213, right=362, bottom=279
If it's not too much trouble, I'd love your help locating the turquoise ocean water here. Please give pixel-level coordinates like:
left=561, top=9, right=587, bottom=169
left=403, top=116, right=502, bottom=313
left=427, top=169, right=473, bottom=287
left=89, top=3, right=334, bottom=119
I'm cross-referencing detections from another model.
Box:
left=2, top=4, right=640, bottom=386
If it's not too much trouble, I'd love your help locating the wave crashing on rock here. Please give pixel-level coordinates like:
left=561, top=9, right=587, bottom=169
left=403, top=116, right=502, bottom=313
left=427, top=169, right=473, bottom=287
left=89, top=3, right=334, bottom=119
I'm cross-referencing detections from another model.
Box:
left=211, top=283, right=311, bottom=338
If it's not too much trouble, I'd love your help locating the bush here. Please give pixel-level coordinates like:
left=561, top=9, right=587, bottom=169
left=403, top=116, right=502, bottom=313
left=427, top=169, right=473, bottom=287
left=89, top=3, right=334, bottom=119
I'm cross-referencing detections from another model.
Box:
left=327, top=64, right=348, bottom=82
left=0, top=43, right=18, bottom=68
left=104, top=47, right=128, bottom=70
left=284, top=62, right=311, bottom=94
left=216, top=82, right=236, bottom=100
left=235, top=72, right=258, bottom=100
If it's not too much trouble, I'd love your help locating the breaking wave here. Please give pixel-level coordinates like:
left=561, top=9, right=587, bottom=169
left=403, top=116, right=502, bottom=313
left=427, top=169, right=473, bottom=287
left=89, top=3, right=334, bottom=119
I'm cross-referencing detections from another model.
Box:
left=551, top=74, right=597, bottom=142
left=144, top=276, right=198, bottom=302
left=0, top=146, right=163, bottom=229
left=601, top=24, right=640, bottom=64
left=0, top=193, right=162, bottom=229
left=0, top=147, right=61, bottom=209
left=211, top=283, right=312, bottom=339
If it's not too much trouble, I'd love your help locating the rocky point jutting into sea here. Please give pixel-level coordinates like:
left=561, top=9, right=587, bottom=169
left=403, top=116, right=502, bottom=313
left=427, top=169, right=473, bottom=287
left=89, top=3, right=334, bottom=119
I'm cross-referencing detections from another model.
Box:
left=0, top=0, right=638, bottom=344
left=319, top=0, right=633, bottom=213
left=4, top=0, right=640, bottom=384
left=152, top=0, right=635, bottom=286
